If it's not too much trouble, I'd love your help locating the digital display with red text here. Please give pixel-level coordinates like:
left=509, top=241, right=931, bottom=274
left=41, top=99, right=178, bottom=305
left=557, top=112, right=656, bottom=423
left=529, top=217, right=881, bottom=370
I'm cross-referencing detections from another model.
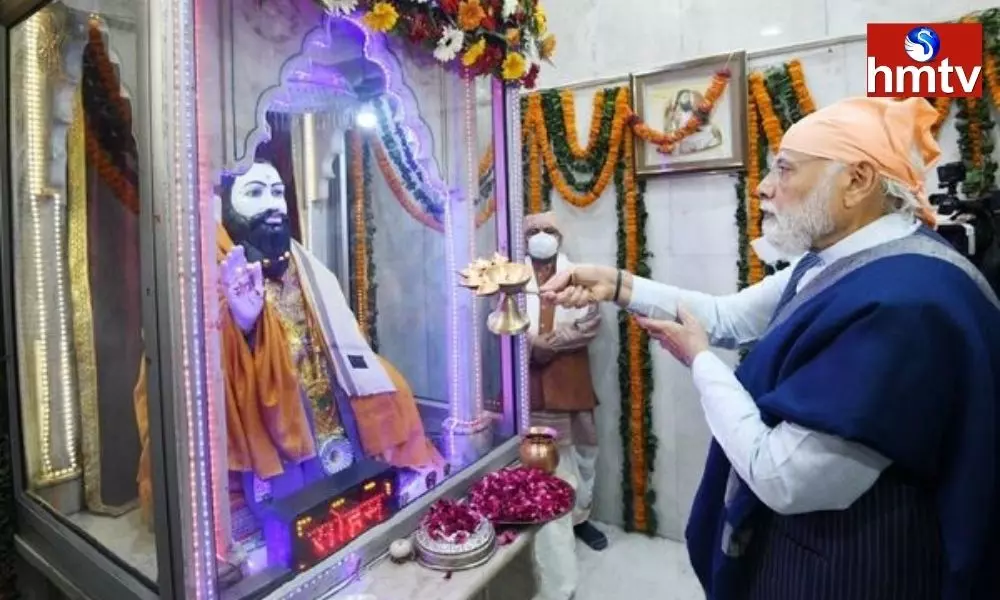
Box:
left=292, top=475, right=397, bottom=571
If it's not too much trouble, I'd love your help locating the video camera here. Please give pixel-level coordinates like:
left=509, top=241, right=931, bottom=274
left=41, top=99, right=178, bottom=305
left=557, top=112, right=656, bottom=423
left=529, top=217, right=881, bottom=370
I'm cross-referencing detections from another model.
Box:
left=927, top=161, right=1000, bottom=295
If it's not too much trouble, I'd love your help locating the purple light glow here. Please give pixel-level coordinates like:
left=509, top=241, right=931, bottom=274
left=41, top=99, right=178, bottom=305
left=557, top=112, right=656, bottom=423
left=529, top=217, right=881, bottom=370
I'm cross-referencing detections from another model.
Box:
left=491, top=78, right=516, bottom=432
left=341, top=15, right=452, bottom=201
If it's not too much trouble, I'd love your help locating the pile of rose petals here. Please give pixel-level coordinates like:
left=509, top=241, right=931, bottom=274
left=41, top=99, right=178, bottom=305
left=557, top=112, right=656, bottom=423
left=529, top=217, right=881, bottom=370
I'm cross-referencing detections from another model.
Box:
left=421, top=499, right=482, bottom=543
left=468, top=467, right=574, bottom=523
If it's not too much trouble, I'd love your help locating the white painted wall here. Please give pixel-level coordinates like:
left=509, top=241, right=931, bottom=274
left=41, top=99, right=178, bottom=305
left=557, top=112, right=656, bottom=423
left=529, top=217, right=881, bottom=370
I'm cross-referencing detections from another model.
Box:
left=537, top=0, right=998, bottom=539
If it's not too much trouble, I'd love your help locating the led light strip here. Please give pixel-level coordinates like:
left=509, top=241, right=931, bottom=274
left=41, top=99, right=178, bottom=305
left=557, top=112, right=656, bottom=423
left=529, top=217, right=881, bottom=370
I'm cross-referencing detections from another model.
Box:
left=171, top=0, right=216, bottom=595
left=464, top=77, right=484, bottom=420
left=444, top=115, right=460, bottom=459
left=506, top=86, right=530, bottom=433
left=24, top=15, right=78, bottom=482
left=193, top=0, right=229, bottom=559
left=52, top=192, right=78, bottom=476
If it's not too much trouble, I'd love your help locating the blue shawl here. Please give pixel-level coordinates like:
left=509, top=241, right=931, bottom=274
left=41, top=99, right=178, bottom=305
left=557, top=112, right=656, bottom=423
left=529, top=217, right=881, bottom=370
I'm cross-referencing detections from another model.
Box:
left=686, top=232, right=1000, bottom=599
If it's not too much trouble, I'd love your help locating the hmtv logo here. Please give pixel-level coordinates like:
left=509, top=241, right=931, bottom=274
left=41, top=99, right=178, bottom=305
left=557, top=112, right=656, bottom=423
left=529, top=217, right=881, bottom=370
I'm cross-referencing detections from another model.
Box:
left=867, top=23, right=983, bottom=97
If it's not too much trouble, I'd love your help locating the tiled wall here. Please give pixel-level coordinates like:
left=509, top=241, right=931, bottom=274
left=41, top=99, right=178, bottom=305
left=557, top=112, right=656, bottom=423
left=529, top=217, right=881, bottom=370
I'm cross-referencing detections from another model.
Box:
left=538, top=0, right=996, bottom=538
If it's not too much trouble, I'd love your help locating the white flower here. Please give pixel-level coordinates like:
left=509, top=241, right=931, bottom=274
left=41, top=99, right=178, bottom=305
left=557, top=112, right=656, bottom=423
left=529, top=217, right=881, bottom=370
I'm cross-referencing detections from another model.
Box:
left=501, top=0, right=519, bottom=19
left=523, top=35, right=539, bottom=62
left=433, top=27, right=465, bottom=63
left=321, top=0, right=359, bottom=15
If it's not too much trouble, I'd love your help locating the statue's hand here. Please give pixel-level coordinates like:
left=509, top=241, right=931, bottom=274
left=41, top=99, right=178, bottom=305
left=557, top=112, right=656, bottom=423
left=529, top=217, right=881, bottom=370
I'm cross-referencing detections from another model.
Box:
left=220, top=246, right=264, bottom=333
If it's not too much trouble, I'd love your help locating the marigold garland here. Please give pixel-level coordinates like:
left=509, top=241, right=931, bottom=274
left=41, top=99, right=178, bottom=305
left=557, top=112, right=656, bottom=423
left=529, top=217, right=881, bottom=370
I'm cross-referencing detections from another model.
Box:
left=561, top=89, right=606, bottom=160
left=957, top=9, right=1000, bottom=199
left=348, top=131, right=373, bottom=342
left=748, top=72, right=783, bottom=150
left=373, top=138, right=446, bottom=233
left=785, top=59, right=815, bottom=115
left=524, top=88, right=630, bottom=207
left=616, top=122, right=657, bottom=534
left=742, top=96, right=765, bottom=286
left=83, top=20, right=139, bottom=216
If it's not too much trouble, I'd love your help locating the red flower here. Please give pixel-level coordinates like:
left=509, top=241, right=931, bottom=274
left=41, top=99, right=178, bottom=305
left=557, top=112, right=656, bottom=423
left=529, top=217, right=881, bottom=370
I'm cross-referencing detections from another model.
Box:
left=440, top=0, right=460, bottom=15
left=522, top=63, right=540, bottom=89
left=482, top=12, right=497, bottom=31
left=406, top=13, right=435, bottom=44
left=480, top=44, right=504, bottom=70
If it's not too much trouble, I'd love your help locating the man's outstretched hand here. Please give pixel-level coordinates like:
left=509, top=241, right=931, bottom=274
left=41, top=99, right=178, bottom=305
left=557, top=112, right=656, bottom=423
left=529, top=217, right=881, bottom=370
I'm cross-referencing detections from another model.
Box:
left=539, top=264, right=619, bottom=308
left=634, top=304, right=709, bottom=368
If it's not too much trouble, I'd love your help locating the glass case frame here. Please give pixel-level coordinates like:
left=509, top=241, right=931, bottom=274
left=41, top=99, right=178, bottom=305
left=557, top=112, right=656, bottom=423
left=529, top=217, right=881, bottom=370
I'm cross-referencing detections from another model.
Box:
left=0, top=0, right=532, bottom=598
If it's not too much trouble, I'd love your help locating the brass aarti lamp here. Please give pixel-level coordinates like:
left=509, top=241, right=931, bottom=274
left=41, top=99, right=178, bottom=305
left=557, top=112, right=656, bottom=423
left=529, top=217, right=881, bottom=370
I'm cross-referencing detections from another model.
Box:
left=458, top=253, right=533, bottom=336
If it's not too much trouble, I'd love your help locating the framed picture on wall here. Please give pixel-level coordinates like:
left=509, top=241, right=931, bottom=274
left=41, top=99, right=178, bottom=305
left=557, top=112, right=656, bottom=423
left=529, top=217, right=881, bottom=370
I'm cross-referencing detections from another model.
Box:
left=630, top=51, right=748, bottom=177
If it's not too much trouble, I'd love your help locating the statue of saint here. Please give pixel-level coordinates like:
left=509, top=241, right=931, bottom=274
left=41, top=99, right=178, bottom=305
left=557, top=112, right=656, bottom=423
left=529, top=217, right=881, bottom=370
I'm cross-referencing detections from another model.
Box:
left=134, top=159, right=445, bottom=530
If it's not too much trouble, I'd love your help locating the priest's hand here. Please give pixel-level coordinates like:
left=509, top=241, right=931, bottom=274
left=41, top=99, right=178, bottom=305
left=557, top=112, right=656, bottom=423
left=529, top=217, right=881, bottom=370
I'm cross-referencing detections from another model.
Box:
left=539, top=264, right=619, bottom=308
left=635, top=304, right=709, bottom=368
left=529, top=333, right=557, bottom=365
left=221, top=246, right=264, bottom=333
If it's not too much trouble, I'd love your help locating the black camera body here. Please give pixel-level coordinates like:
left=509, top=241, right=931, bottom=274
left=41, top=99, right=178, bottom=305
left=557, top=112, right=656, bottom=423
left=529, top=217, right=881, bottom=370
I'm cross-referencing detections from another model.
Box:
left=927, top=161, right=1000, bottom=296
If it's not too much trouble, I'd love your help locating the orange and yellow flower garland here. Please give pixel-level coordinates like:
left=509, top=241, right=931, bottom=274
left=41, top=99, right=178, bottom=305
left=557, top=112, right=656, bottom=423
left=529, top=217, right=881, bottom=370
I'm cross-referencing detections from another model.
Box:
left=523, top=88, right=631, bottom=207
left=560, top=88, right=607, bottom=160
left=785, top=59, right=816, bottom=115
left=373, top=138, right=446, bottom=233
left=986, top=55, right=1000, bottom=110
left=748, top=72, right=784, bottom=152
left=524, top=126, right=546, bottom=214
left=620, top=123, right=653, bottom=532
left=744, top=96, right=766, bottom=285
left=348, top=130, right=372, bottom=341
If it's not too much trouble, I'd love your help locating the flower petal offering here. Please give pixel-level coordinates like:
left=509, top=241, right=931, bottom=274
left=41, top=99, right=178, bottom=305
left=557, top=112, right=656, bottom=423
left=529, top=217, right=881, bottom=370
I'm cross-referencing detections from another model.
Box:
left=420, top=499, right=484, bottom=544
left=468, top=466, right=575, bottom=524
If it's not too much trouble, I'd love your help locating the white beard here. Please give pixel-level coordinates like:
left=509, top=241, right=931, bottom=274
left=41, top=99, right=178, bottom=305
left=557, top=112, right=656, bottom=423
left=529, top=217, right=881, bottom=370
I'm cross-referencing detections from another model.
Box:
left=761, top=169, right=839, bottom=255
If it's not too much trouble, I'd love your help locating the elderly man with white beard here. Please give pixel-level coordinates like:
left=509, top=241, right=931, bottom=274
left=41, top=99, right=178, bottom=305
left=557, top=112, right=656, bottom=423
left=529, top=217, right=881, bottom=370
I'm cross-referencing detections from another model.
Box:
left=538, top=97, right=1000, bottom=599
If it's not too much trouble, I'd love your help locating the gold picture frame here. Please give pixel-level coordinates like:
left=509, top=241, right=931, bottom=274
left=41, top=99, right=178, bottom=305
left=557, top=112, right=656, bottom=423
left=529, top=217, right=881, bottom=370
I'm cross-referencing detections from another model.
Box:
left=630, top=51, right=749, bottom=177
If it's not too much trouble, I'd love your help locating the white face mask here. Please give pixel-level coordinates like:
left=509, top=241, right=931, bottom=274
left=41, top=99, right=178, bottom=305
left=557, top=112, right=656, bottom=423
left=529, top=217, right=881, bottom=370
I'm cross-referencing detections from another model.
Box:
left=527, top=232, right=559, bottom=260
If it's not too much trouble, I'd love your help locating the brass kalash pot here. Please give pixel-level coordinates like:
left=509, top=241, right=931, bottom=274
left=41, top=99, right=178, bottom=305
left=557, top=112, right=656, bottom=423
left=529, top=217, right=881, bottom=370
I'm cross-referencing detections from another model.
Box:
left=518, top=426, right=560, bottom=473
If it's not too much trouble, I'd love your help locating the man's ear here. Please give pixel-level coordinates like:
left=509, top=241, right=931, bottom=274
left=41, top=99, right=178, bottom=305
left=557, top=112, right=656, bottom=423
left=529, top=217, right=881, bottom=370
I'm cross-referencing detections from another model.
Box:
left=844, top=162, right=880, bottom=209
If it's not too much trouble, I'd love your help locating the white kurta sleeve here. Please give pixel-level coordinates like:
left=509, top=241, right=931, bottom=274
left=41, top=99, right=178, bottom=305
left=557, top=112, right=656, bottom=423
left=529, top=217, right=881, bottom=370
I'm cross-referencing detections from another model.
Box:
left=690, top=351, right=891, bottom=515
left=626, top=270, right=792, bottom=349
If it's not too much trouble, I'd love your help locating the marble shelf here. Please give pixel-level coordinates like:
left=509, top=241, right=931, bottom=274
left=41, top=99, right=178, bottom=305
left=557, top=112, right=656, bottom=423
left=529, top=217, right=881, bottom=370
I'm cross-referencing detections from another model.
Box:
left=331, top=462, right=578, bottom=600
left=333, top=526, right=537, bottom=600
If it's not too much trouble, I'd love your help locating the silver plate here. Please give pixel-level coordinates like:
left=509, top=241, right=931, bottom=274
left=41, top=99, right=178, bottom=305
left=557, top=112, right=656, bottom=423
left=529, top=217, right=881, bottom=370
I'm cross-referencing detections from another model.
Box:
left=413, top=516, right=497, bottom=571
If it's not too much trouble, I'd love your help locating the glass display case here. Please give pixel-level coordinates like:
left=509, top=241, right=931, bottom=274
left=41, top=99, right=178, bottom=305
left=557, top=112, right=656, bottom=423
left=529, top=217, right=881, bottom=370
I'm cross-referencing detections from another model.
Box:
left=1, top=0, right=531, bottom=597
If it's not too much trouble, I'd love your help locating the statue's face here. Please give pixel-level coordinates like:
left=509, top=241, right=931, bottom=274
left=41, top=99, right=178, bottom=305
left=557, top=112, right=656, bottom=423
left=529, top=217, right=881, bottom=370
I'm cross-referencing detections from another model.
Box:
left=223, top=161, right=292, bottom=280
left=231, top=161, right=288, bottom=220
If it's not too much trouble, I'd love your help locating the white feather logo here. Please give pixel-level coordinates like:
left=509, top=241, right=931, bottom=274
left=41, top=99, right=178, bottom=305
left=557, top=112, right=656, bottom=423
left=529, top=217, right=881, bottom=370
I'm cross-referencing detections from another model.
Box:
left=904, top=28, right=937, bottom=63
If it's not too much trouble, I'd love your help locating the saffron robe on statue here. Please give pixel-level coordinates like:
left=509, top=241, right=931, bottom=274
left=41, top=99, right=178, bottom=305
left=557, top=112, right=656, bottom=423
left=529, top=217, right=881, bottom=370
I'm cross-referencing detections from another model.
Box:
left=134, top=225, right=442, bottom=524
left=686, top=231, right=1000, bottom=599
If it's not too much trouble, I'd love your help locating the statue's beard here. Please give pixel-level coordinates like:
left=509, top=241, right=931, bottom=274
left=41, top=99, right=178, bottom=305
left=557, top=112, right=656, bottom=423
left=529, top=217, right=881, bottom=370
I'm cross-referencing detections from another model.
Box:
left=224, top=208, right=291, bottom=280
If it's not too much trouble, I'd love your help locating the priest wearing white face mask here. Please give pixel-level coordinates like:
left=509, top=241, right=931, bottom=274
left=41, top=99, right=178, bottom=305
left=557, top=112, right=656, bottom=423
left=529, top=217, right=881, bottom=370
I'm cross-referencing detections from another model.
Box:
left=523, top=211, right=607, bottom=551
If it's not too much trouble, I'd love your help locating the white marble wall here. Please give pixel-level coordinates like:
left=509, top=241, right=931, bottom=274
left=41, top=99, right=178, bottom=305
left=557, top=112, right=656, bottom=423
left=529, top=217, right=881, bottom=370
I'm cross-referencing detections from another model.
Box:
left=538, top=0, right=998, bottom=539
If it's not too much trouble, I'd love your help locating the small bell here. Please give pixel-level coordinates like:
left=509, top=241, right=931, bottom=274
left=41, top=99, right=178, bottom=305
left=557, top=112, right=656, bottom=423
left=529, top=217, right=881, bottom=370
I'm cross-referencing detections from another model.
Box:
left=487, top=293, right=530, bottom=335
